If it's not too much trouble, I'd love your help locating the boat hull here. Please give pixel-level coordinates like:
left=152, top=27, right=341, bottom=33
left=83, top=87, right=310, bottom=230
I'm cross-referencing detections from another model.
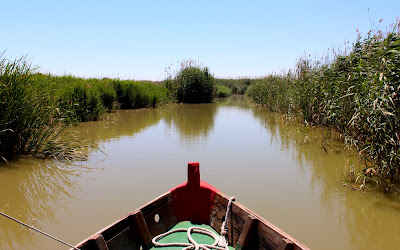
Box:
left=74, top=163, right=308, bottom=250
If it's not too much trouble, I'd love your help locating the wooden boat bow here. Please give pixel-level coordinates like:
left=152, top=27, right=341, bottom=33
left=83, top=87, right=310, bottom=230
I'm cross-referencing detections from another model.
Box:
left=74, top=162, right=309, bottom=250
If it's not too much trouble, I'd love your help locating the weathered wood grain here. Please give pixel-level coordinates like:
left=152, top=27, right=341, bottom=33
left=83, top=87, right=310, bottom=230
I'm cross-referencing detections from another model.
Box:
left=211, top=192, right=309, bottom=250
left=235, top=215, right=257, bottom=250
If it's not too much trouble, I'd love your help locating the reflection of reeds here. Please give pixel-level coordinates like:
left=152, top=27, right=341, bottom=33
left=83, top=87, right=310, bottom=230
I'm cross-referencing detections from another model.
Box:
left=0, top=159, right=92, bottom=249
left=247, top=22, right=400, bottom=187
left=162, top=103, right=217, bottom=142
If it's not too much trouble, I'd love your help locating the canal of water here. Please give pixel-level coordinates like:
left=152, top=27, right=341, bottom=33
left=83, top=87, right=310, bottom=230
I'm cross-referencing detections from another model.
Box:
left=1, top=96, right=400, bottom=249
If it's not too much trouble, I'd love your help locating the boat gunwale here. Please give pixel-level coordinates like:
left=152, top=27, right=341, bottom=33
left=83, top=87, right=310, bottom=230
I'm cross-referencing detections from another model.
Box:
left=73, top=190, right=309, bottom=250
left=215, top=191, right=309, bottom=250
left=73, top=191, right=173, bottom=249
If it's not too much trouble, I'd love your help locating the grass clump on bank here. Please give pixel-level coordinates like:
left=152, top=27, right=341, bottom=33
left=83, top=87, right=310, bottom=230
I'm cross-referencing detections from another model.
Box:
left=246, top=23, right=400, bottom=190
left=166, top=60, right=215, bottom=103
left=0, top=55, right=89, bottom=161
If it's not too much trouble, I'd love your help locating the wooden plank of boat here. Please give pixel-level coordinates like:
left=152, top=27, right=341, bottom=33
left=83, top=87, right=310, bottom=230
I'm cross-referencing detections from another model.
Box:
left=73, top=162, right=309, bottom=250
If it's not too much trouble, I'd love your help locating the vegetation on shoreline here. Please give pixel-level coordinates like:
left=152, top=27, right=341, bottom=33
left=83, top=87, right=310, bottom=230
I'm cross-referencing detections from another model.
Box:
left=2, top=55, right=239, bottom=161
left=166, top=60, right=215, bottom=103
left=215, top=78, right=252, bottom=95
left=0, top=56, right=171, bottom=161
left=246, top=23, right=400, bottom=190
left=214, top=84, right=232, bottom=97
left=31, top=74, right=170, bottom=123
left=0, top=55, right=89, bottom=161
left=164, top=60, right=254, bottom=100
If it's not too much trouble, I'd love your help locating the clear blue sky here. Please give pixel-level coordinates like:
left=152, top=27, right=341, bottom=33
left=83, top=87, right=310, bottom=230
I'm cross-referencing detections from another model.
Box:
left=2, top=0, right=399, bottom=80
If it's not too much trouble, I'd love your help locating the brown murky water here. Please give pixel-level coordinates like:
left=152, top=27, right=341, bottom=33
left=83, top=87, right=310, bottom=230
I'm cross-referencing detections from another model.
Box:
left=1, top=96, right=400, bottom=249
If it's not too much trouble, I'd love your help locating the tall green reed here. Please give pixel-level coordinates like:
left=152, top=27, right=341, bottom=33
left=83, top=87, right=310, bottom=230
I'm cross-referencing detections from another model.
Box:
left=112, top=80, right=170, bottom=109
left=31, top=75, right=170, bottom=124
left=246, top=22, right=400, bottom=188
left=0, top=55, right=88, bottom=161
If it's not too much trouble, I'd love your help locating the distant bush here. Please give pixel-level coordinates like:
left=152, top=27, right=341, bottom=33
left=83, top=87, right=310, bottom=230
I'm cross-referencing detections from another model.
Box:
left=215, top=78, right=251, bottom=95
left=215, top=85, right=232, bottom=97
left=167, top=61, right=215, bottom=103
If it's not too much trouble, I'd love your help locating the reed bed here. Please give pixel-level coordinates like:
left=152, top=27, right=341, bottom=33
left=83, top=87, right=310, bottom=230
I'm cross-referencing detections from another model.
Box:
left=215, top=78, right=251, bottom=95
left=0, top=56, right=171, bottom=161
left=247, top=23, right=400, bottom=189
left=214, top=85, right=232, bottom=97
left=112, top=79, right=170, bottom=109
left=0, top=55, right=89, bottom=161
left=32, top=74, right=170, bottom=123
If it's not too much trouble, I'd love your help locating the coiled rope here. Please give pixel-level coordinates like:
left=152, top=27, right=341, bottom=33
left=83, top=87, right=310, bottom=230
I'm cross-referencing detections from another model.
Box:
left=152, top=196, right=236, bottom=250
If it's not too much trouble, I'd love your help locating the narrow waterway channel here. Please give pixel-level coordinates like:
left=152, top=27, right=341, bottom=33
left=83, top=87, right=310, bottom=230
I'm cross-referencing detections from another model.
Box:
left=1, top=96, right=399, bottom=249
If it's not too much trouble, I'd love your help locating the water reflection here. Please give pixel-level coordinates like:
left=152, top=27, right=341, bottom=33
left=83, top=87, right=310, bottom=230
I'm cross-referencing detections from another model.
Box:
left=344, top=190, right=400, bottom=249
left=162, top=103, right=217, bottom=144
left=0, top=159, right=89, bottom=249
left=70, top=103, right=218, bottom=148
left=73, top=108, right=164, bottom=143
left=215, top=95, right=251, bottom=109
left=250, top=104, right=400, bottom=249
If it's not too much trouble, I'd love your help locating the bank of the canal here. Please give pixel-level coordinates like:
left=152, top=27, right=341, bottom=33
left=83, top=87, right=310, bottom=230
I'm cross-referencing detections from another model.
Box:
left=1, top=96, right=399, bottom=249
